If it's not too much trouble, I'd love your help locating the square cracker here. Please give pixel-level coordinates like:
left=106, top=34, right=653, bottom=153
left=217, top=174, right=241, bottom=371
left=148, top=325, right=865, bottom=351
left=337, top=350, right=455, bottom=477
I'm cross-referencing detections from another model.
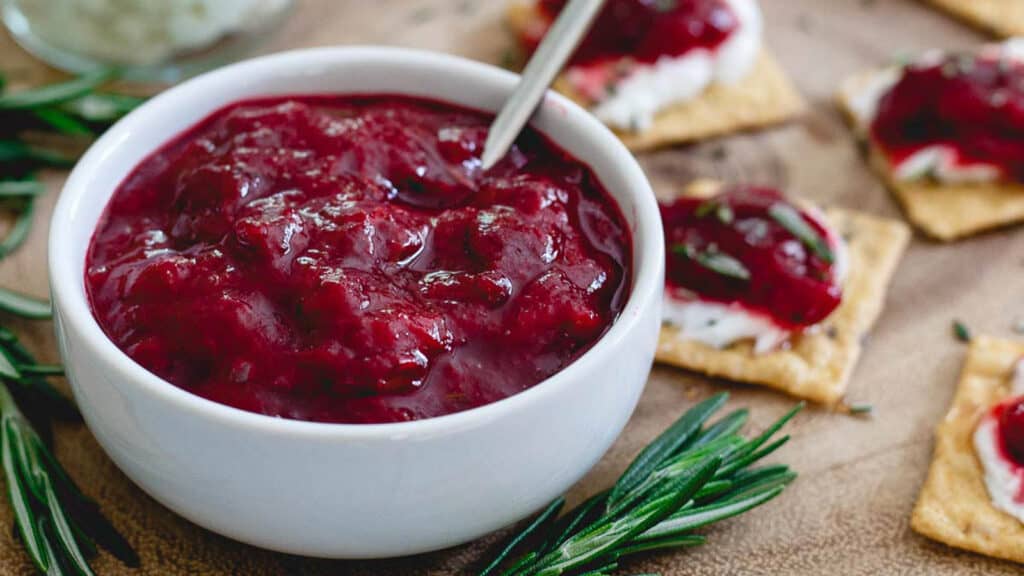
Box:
left=838, top=70, right=1024, bottom=241
left=911, top=336, right=1024, bottom=564
left=924, top=0, right=1024, bottom=39
left=505, top=1, right=805, bottom=151
left=655, top=182, right=910, bottom=405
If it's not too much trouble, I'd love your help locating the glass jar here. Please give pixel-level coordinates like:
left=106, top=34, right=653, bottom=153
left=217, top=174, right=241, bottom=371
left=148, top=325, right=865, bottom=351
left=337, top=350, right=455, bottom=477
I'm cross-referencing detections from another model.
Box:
left=2, top=0, right=294, bottom=82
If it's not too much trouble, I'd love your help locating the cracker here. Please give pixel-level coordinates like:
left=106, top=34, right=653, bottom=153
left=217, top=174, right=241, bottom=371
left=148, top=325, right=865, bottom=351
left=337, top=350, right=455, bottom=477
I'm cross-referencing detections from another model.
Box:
left=911, top=336, right=1024, bottom=564
left=837, top=69, right=1024, bottom=241
left=924, top=0, right=1024, bottom=39
left=506, top=1, right=805, bottom=151
left=655, top=183, right=910, bottom=405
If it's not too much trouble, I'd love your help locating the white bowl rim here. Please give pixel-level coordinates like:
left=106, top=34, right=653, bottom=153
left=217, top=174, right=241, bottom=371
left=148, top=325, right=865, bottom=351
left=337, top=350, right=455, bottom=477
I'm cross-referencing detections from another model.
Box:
left=48, top=45, right=664, bottom=439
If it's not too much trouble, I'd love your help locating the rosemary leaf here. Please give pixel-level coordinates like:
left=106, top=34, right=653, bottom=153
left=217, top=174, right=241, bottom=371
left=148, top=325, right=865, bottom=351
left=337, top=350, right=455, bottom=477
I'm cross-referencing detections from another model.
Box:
left=540, top=491, right=608, bottom=556
left=686, top=409, right=748, bottom=450
left=616, top=533, right=705, bottom=557
left=952, top=320, right=971, bottom=343
left=607, top=393, right=728, bottom=510
left=0, top=287, right=51, bottom=319
left=34, top=516, right=62, bottom=576
left=0, top=70, right=113, bottom=111
left=32, top=108, right=93, bottom=137
left=847, top=403, right=874, bottom=417
left=0, top=344, right=21, bottom=379
left=720, top=403, right=803, bottom=472
left=0, top=199, right=36, bottom=258
left=692, top=479, right=732, bottom=501
left=502, top=552, right=539, bottom=576
left=577, top=561, right=618, bottom=576
left=0, top=141, right=75, bottom=168
left=768, top=202, right=834, bottom=264
left=637, top=486, right=787, bottom=542
left=717, top=436, right=790, bottom=479
left=694, top=199, right=718, bottom=218
left=482, top=497, right=565, bottom=576
left=716, top=204, right=734, bottom=224
left=673, top=244, right=750, bottom=281
left=717, top=467, right=796, bottom=503
left=61, top=93, right=145, bottom=123
left=42, top=478, right=95, bottom=576
left=0, top=180, right=45, bottom=198
left=0, top=328, right=78, bottom=421
left=17, top=365, right=64, bottom=376
left=31, top=432, right=138, bottom=566
left=2, top=418, right=49, bottom=572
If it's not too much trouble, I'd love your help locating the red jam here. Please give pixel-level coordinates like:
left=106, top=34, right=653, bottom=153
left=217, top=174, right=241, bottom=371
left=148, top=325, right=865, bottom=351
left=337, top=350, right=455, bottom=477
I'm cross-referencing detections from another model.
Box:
left=871, top=51, right=1024, bottom=182
left=660, top=187, right=842, bottom=330
left=530, top=0, right=738, bottom=68
left=85, top=95, right=631, bottom=424
left=996, top=396, right=1024, bottom=468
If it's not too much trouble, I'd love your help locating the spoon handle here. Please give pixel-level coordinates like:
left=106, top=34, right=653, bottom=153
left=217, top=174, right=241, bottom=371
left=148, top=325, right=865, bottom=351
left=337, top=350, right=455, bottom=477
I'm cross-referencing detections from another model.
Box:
left=480, top=0, right=605, bottom=170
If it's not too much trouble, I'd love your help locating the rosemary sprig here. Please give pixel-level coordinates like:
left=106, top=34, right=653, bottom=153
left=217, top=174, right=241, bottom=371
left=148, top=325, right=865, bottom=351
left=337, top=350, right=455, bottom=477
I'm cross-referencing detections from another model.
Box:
left=482, top=393, right=801, bottom=576
left=767, top=203, right=834, bottom=264
left=0, top=319, right=138, bottom=574
left=0, top=70, right=142, bottom=574
left=0, top=69, right=143, bottom=269
left=2, top=379, right=139, bottom=574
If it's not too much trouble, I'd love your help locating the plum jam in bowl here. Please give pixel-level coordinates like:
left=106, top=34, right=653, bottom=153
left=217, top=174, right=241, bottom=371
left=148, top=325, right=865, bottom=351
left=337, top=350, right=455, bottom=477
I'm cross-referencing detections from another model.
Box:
left=47, top=47, right=663, bottom=558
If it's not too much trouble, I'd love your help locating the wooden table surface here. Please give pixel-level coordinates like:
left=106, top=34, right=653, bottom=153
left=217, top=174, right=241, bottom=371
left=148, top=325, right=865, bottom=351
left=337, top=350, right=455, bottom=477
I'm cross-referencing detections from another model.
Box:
left=2, top=0, right=1023, bottom=574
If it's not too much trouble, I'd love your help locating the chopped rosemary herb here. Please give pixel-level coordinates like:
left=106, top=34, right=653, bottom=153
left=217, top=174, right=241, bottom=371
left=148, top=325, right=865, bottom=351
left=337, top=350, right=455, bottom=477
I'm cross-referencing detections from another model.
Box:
left=847, top=404, right=874, bottom=417
left=952, top=320, right=971, bottom=343
left=673, top=243, right=751, bottom=281
left=695, top=199, right=734, bottom=224
left=767, top=202, right=834, bottom=264
left=716, top=204, right=734, bottom=224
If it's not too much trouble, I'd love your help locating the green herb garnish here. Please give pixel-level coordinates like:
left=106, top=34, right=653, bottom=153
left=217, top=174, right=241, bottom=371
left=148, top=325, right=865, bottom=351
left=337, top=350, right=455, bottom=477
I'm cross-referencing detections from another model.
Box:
left=673, top=244, right=751, bottom=281
left=481, top=394, right=801, bottom=575
left=953, top=320, right=971, bottom=343
left=847, top=404, right=874, bottom=417
left=652, top=0, right=678, bottom=12
left=694, top=199, right=734, bottom=224
left=767, top=202, right=834, bottom=264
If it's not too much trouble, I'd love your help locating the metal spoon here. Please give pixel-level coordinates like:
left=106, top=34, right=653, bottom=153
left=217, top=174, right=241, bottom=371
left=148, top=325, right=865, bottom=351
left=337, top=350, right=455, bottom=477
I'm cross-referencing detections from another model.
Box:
left=480, top=0, right=605, bottom=170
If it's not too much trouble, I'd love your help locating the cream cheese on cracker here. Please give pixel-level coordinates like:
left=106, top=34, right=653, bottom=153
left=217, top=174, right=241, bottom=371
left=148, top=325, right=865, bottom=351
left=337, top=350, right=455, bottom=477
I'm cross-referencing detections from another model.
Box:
left=974, top=359, right=1024, bottom=524
left=578, top=0, right=762, bottom=132
left=843, top=39, right=1024, bottom=186
left=662, top=204, right=849, bottom=354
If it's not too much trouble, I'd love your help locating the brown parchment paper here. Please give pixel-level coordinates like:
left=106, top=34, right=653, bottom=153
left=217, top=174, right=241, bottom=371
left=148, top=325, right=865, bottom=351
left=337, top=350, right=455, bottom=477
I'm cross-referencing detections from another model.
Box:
left=1, top=0, right=1023, bottom=573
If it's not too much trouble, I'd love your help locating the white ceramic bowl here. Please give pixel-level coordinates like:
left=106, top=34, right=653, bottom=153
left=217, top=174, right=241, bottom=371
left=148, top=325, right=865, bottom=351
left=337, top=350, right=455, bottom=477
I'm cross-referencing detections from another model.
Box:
left=48, top=46, right=664, bottom=559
